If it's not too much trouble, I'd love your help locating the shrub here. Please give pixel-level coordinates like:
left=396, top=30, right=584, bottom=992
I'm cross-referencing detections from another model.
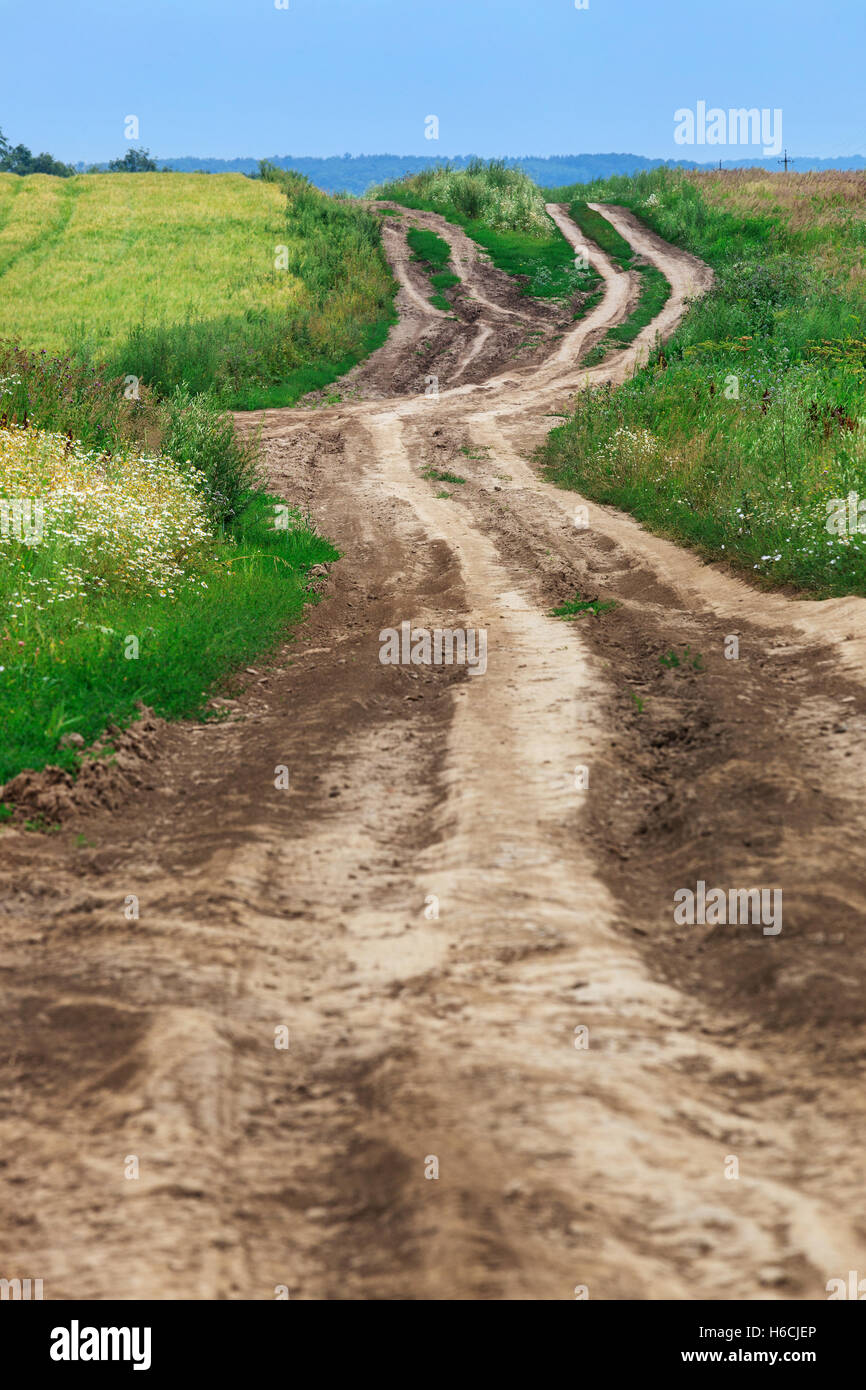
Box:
left=377, top=159, right=552, bottom=236
left=161, top=386, right=260, bottom=525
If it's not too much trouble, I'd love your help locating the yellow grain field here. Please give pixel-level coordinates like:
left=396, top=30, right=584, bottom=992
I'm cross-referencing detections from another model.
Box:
left=0, top=172, right=303, bottom=353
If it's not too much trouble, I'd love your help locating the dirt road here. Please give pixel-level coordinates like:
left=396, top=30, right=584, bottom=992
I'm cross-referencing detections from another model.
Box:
left=2, top=204, right=866, bottom=1301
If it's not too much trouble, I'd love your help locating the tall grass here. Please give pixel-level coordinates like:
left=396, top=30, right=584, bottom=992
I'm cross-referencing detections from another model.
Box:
left=161, top=386, right=260, bottom=523
left=541, top=168, right=866, bottom=594
left=0, top=341, right=139, bottom=449
left=377, top=159, right=552, bottom=235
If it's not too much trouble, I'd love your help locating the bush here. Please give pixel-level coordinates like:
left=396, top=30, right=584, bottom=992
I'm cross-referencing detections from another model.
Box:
left=106, top=147, right=158, bottom=173
left=0, top=126, right=74, bottom=177
left=376, top=159, right=552, bottom=236
left=161, top=386, right=260, bottom=525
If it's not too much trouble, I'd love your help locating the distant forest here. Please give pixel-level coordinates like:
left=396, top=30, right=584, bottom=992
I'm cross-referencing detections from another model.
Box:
left=4, top=136, right=864, bottom=192
left=82, top=151, right=866, bottom=194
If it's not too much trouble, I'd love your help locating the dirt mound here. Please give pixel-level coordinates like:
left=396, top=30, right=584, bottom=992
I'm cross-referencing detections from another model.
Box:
left=1, top=705, right=165, bottom=822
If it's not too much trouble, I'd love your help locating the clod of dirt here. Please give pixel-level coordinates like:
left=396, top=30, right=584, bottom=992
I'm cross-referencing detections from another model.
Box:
left=0, top=705, right=165, bottom=822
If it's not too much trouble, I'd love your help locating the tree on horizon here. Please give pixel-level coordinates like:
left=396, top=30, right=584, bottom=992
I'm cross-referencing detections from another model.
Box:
left=0, top=125, right=75, bottom=176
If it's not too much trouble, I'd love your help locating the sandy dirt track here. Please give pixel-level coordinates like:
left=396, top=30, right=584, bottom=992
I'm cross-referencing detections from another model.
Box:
left=2, top=205, right=866, bottom=1301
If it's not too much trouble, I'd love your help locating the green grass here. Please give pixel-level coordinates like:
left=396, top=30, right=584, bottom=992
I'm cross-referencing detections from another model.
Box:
left=227, top=313, right=396, bottom=409
left=422, top=467, right=465, bottom=485
left=462, top=221, right=582, bottom=299
left=567, top=200, right=633, bottom=270
left=608, top=266, right=671, bottom=345
left=582, top=265, right=672, bottom=365
left=0, top=168, right=397, bottom=410
left=407, top=226, right=452, bottom=271
left=0, top=491, right=338, bottom=785
left=550, top=593, right=617, bottom=618
left=413, top=204, right=592, bottom=301
left=406, top=226, right=460, bottom=311
left=541, top=168, right=866, bottom=596
left=493, top=224, right=598, bottom=301
left=0, top=171, right=295, bottom=350
left=429, top=270, right=460, bottom=310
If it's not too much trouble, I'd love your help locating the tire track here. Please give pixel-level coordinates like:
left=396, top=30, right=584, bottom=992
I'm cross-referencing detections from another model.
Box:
left=2, top=202, right=865, bottom=1301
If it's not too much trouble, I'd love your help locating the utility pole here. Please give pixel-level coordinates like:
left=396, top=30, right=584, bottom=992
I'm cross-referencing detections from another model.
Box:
left=778, top=149, right=794, bottom=172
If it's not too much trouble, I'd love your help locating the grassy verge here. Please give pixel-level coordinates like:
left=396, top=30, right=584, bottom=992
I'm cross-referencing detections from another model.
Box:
left=0, top=490, right=336, bottom=785
left=227, top=314, right=395, bottom=410
left=541, top=168, right=866, bottom=595
left=0, top=350, right=338, bottom=789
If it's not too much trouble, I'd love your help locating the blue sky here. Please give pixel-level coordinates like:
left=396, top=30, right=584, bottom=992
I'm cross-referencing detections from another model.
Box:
left=2, top=0, right=864, bottom=163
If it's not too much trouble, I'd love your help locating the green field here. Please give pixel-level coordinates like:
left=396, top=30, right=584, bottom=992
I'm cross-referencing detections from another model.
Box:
left=0, top=172, right=295, bottom=349
left=0, top=169, right=396, bottom=409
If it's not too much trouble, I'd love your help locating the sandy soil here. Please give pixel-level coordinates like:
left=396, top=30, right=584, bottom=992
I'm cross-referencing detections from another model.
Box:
left=2, top=205, right=865, bottom=1301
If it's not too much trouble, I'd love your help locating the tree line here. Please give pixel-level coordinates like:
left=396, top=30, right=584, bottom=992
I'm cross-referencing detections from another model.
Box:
left=0, top=127, right=160, bottom=176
